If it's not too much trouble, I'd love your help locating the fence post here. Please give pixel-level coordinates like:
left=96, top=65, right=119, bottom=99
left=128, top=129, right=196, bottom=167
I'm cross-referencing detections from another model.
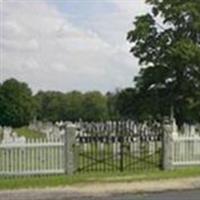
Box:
left=162, top=122, right=173, bottom=170
left=64, top=124, right=77, bottom=175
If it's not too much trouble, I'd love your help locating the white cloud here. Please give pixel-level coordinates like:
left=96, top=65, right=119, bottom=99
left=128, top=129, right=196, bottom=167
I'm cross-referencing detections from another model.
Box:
left=0, top=0, right=149, bottom=93
left=113, top=0, right=149, bottom=15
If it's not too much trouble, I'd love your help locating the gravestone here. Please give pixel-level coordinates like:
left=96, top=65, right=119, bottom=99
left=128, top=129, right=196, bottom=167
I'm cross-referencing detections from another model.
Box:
left=1, top=127, right=26, bottom=144
left=3, top=127, right=12, bottom=142
left=130, top=139, right=140, bottom=157
left=190, top=125, right=196, bottom=136
left=113, top=138, right=121, bottom=160
left=148, top=139, right=156, bottom=155
left=28, top=122, right=37, bottom=131
left=51, top=126, right=61, bottom=140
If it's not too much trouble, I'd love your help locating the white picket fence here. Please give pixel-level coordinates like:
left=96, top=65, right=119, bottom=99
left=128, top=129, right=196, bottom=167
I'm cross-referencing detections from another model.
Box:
left=1, top=134, right=200, bottom=176
left=172, top=136, right=200, bottom=166
left=0, top=138, right=65, bottom=176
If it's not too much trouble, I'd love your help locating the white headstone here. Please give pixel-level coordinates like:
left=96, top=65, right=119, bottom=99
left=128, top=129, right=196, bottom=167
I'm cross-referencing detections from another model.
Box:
left=3, top=127, right=12, bottom=141
left=172, top=118, right=178, bottom=138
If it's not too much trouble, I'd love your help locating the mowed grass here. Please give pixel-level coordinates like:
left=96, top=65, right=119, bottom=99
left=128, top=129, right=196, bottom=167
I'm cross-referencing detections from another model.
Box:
left=14, top=127, right=45, bottom=139
left=0, top=167, right=200, bottom=190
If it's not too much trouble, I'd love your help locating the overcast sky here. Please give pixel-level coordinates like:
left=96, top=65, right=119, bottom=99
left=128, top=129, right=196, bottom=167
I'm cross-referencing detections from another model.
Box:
left=0, top=0, right=149, bottom=93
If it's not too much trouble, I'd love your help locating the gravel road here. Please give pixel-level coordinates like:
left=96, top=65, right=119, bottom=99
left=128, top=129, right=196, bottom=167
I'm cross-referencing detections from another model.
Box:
left=0, top=189, right=200, bottom=200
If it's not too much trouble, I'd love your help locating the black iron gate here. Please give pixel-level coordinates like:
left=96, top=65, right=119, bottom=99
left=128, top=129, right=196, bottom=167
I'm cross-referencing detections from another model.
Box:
left=75, top=121, right=163, bottom=173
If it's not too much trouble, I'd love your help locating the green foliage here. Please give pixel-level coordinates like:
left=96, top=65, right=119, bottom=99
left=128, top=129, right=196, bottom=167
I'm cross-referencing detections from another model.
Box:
left=128, top=0, right=200, bottom=125
left=0, top=79, right=36, bottom=127
left=115, top=88, right=138, bottom=120
left=106, top=91, right=120, bottom=120
left=115, top=87, right=168, bottom=122
left=0, top=79, right=113, bottom=126
left=64, top=91, right=83, bottom=121
left=81, top=91, right=108, bottom=121
left=34, top=91, right=67, bottom=122
left=34, top=90, right=109, bottom=122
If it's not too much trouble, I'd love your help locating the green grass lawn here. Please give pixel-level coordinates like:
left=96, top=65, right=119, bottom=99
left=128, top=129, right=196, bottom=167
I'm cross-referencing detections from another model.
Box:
left=14, top=127, right=45, bottom=139
left=0, top=167, right=200, bottom=190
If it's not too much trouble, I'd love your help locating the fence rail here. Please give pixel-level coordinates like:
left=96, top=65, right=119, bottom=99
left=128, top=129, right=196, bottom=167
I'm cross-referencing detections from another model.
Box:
left=172, top=136, right=200, bottom=166
left=0, top=121, right=200, bottom=176
left=0, top=138, right=65, bottom=176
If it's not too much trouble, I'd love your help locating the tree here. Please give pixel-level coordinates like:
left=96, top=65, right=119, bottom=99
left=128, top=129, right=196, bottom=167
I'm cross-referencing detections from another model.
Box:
left=34, top=91, right=66, bottom=122
left=115, top=88, right=162, bottom=121
left=0, top=79, right=36, bottom=127
left=115, top=88, right=138, bottom=120
left=106, top=91, right=120, bottom=120
left=127, top=0, right=200, bottom=126
left=34, top=90, right=110, bottom=122
left=64, top=91, right=83, bottom=121
left=82, top=91, right=108, bottom=121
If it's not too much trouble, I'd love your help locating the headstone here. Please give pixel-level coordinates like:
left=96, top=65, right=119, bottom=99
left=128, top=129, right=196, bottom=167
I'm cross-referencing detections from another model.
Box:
left=148, top=140, right=156, bottom=155
left=51, top=126, right=61, bottom=139
left=28, top=122, right=37, bottom=131
left=3, top=127, right=12, bottom=142
left=84, top=132, right=89, bottom=152
left=190, top=125, right=196, bottom=136
left=172, top=118, right=178, bottom=138
left=113, top=138, right=121, bottom=160
left=131, top=140, right=140, bottom=157
left=15, top=136, right=26, bottom=144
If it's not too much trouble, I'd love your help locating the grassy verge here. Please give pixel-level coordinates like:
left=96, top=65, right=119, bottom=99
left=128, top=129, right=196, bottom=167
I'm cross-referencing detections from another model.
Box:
left=14, top=127, right=45, bottom=139
left=0, top=167, right=200, bottom=190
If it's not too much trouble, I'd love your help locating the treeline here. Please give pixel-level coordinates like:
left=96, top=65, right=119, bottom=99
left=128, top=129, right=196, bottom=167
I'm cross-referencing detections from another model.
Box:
left=0, top=78, right=120, bottom=127
left=0, top=77, right=200, bottom=128
left=0, top=78, right=169, bottom=128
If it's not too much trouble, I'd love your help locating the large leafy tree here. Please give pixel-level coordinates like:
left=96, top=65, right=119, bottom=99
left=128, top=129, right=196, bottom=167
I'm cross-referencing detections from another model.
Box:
left=0, top=79, right=36, bottom=127
left=82, top=91, right=108, bottom=121
left=127, top=0, right=200, bottom=126
left=64, top=91, right=83, bottom=121
left=34, top=91, right=66, bottom=122
left=115, top=88, right=139, bottom=120
left=106, top=91, right=121, bottom=120
left=115, top=87, right=166, bottom=121
left=35, top=90, right=109, bottom=122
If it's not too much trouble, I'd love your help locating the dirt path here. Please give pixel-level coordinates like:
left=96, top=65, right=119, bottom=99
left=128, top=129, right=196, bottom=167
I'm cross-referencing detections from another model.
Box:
left=0, top=177, right=200, bottom=200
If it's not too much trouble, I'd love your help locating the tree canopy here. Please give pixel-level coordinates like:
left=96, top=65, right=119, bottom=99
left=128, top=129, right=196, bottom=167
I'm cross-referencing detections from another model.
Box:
left=0, top=79, right=36, bottom=127
left=81, top=91, right=108, bottom=121
left=0, top=79, right=114, bottom=126
left=127, top=0, right=200, bottom=126
left=34, top=90, right=109, bottom=122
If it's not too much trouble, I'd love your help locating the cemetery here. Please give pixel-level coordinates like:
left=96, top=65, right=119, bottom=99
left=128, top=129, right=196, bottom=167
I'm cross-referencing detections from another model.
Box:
left=0, top=2, right=200, bottom=199
left=0, top=119, right=200, bottom=177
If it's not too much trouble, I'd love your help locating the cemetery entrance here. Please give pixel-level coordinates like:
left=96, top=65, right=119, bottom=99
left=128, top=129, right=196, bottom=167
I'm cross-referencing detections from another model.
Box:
left=75, top=121, right=163, bottom=173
